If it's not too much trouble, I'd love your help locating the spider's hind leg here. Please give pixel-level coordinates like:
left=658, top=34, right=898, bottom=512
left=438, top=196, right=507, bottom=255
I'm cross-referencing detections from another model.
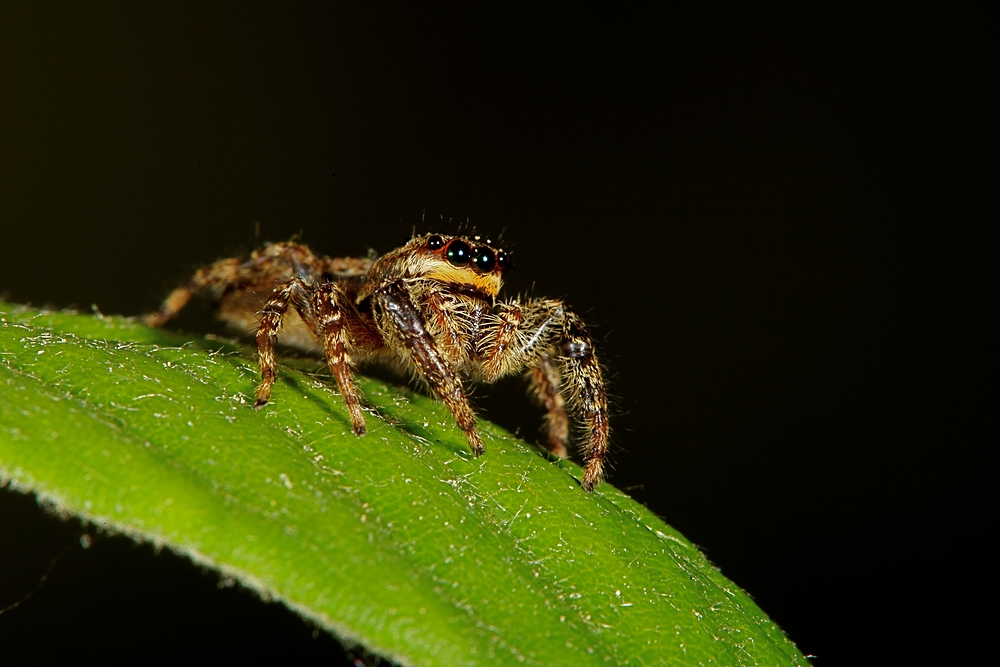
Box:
left=144, top=258, right=242, bottom=327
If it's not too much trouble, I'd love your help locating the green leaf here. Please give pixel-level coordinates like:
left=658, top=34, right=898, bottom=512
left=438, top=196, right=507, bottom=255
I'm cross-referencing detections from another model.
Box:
left=0, top=301, right=808, bottom=666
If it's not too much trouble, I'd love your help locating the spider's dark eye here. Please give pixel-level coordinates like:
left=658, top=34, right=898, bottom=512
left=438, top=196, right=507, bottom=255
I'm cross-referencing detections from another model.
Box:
left=496, top=251, right=508, bottom=270
left=473, top=247, right=496, bottom=272
left=427, top=235, right=444, bottom=250
left=445, top=240, right=472, bottom=266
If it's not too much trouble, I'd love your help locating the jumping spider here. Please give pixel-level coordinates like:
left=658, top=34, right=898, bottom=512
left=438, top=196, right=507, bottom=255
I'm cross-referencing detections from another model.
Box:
left=146, top=234, right=609, bottom=491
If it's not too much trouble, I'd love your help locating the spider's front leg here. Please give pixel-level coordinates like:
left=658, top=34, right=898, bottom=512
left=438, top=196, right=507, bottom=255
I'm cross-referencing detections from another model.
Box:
left=254, top=279, right=368, bottom=437
left=373, top=281, right=485, bottom=456
left=478, top=303, right=570, bottom=458
left=556, top=308, right=609, bottom=492
left=481, top=298, right=608, bottom=491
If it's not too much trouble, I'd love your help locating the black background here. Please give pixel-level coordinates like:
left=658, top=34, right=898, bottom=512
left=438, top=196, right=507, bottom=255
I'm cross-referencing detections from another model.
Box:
left=0, top=4, right=984, bottom=664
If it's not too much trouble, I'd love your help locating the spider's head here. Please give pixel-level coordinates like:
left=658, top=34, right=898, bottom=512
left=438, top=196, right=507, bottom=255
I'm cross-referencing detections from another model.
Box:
left=410, top=233, right=509, bottom=298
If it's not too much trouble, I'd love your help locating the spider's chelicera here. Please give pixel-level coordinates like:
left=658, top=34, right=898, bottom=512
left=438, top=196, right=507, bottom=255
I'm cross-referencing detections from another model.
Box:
left=147, top=233, right=609, bottom=491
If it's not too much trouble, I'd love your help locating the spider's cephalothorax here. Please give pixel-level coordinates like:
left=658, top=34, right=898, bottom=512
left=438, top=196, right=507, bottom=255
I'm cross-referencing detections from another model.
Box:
left=146, top=233, right=609, bottom=491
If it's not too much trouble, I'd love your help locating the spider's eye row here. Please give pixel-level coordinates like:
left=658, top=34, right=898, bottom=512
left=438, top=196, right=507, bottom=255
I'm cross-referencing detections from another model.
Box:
left=473, top=246, right=496, bottom=273
left=496, top=251, right=508, bottom=270
left=445, top=239, right=472, bottom=266
left=427, top=235, right=444, bottom=250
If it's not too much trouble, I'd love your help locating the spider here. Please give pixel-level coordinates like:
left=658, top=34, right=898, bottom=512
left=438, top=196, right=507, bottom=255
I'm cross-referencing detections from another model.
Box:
left=146, top=233, right=609, bottom=491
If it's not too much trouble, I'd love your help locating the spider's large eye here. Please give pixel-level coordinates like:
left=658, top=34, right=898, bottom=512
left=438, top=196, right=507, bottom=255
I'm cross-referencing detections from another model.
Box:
left=445, top=240, right=472, bottom=266
left=427, top=235, right=444, bottom=250
left=496, top=250, right=509, bottom=270
left=473, top=246, right=496, bottom=272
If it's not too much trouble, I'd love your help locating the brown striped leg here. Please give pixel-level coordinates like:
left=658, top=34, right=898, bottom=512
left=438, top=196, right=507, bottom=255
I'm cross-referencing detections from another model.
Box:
left=144, top=258, right=242, bottom=327
left=313, top=283, right=367, bottom=435
left=253, top=278, right=315, bottom=408
left=526, top=353, right=570, bottom=458
left=374, top=281, right=484, bottom=456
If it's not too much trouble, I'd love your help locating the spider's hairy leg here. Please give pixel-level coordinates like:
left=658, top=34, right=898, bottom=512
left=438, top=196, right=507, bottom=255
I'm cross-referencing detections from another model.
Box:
left=374, top=281, right=485, bottom=456
left=482, top=298, right=608, bottom=491
left=313, top=283, right=367, bottom=436
left=527, top=353, right=570, bottom=459
left=254, top=278, right=316, bottom=408
left=144, top=258, right=242, bottom=327
left=479, top=303, right=570, bottom=458
left=557, top=309, right=609, bottom=492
